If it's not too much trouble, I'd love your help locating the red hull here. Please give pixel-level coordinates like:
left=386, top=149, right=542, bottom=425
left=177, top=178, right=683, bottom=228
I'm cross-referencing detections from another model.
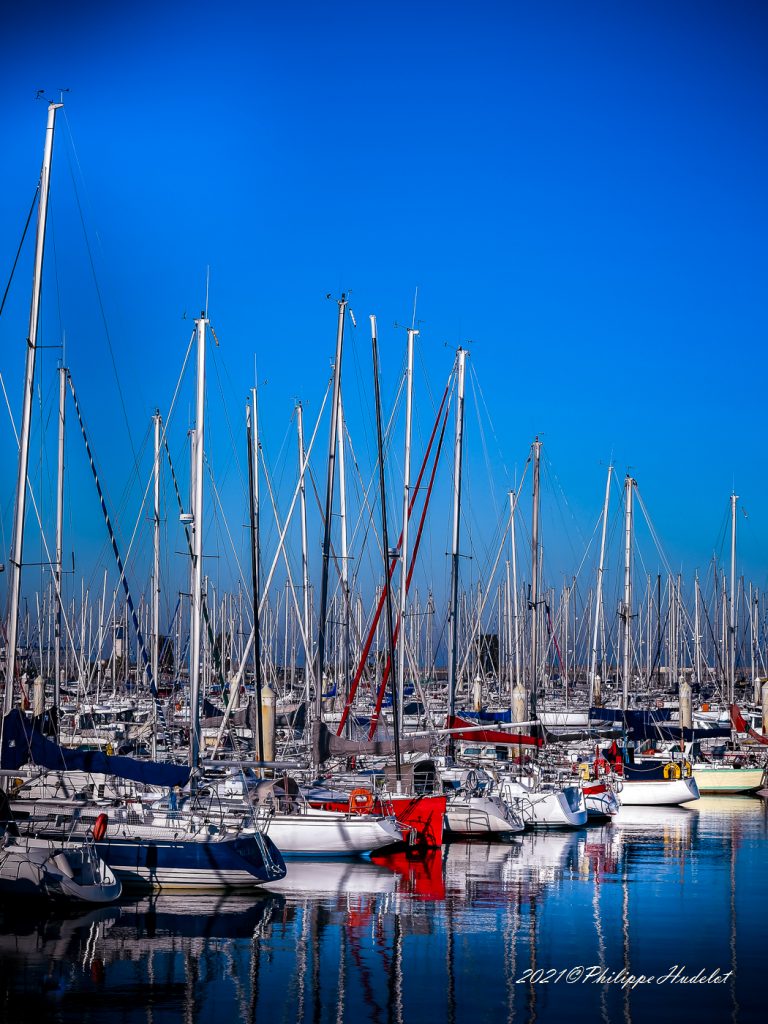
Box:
left=311, top=793, right=446, bottom=847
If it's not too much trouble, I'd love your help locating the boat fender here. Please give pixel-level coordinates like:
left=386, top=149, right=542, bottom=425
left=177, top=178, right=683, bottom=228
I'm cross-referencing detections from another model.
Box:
left=663, top=763, right=682, bottom=780
left=349, top=788, right=374, bottom=815
left=105, top=743, right=114, bottom=757
left=92, top=813, right=109, bottom=841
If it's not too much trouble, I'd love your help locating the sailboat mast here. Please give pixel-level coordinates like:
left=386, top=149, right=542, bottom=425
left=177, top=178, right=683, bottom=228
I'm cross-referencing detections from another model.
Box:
left=247, top=393, right=266, bottom=766
left=529, top=438, right=542, bottom=717
left=729, top=492, right=738, bottom=703
left=371, top=314, right=401, bottom=778
left=151, top=410, right=161, bottom=759
left=4, top=100, right=62, bottom=712
left=510, top=489, right=522, bottom=694
left=396, top=327, right=417, bottom=736
left=296, top=402, right=313, bottom=698
left=694, top=572, right=702, bottom=687
left=447, top=349, right=467, bottom=722
left=315, top=295, right=346, bottom=718
left=588, top=464, right=611, bottom=706
left=622, top=474, right=634, bottom=710
left=53, top=364, right=67, bottom=727
left=189, top=311, right=208, bottom=772
left=337, top=397, right=351, bottom=732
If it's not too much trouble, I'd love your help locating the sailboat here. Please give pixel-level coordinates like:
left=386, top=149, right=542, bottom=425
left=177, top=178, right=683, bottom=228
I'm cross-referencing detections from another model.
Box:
left=306, top=314, right=447, bottom=848
left=0, top=102, right=119, bottom=903
left=212, top=772, right=404, bottom=856
left=1, top=110, right=286, bottom=890
left=0, top=835, right=120, bottom=903
left=442, top=767, right=525, bottom=837
left=0, top=790, right=120, bottom=903
left=589, top=475, right=699, bottom=806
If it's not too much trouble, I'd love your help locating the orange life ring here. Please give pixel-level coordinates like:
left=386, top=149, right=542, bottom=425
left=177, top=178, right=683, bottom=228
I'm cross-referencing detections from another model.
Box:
left=92, top=813, right=108, bottom=842
left=349, top=788, right=374, bottom=815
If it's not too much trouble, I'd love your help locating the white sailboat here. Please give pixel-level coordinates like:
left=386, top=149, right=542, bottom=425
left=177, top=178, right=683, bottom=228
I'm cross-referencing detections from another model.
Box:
left=444, top=792, right=525, bottom=836
left=498, top=775, right=588, bottom=828
left=0, top=830, right=121, bottom=903
left=214, top=775, right=404, bottom=855
left=440, top=768, right=525, bottom=836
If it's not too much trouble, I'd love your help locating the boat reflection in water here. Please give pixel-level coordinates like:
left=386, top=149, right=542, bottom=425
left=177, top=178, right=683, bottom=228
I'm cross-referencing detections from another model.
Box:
left=264, top=856, right=398, bottom=895
left=0, top=803, right=764, bottom=1024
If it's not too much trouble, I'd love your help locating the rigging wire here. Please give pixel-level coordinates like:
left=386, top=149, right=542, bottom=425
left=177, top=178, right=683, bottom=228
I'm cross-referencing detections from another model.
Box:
left=0, top=185, right=40, bottom=321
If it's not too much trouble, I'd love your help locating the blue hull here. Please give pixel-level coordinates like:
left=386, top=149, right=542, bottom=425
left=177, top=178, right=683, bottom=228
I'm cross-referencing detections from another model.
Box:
left=93, top=832, right=286, bottom=891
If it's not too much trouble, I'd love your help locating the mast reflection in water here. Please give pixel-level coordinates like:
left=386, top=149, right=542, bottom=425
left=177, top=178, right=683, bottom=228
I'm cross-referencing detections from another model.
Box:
left=0, top=798, right=764, bottom=1024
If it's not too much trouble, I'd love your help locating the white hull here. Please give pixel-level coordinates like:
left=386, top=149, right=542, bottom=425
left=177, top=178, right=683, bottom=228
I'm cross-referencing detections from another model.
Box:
left=619, top=777, right=699, bottom=806
left=259, top=811, right=402, bottom=856
left=501, top=780, right=588, bottom=827
left=0, top=835, right=121, bottom=903
left=445, top=795, right=524, bottom=836
left=582, top=782, right=621, bottom=819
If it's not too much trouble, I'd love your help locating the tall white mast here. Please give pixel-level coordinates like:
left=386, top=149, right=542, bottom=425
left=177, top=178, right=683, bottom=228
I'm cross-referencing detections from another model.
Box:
left=447, top=349, right=467, bottom=722
left=504, top=558, right=513, bottom=699
left=189, top=311, right=208, bottom=771
left=729, top=492, right=738, bottom=703
left=529, top=438, right=542, bottom=716
left=588, top=464, right=612, bottom=706
left=564, top=580, right=571, bottom=704
left=296, top=402, right=313, bottom=698
left=151, top=410, right=162, bottom=759
left=509, top=489, right=522, bottom=695
left=750, top=585, right=757, bottom=701
left=694, top=572, right=702, bottom=687
left=622, top=474, right=634, bottom=710
left=396, top=327, right=417, bottom=735
left=4, top=101, right=62, bottom=712
left=315, top=295, right=346, bottom=718
left=247, top=389, right=266, bottom=765
left=53, top=364, right=67, bottom=723
left=337, top=397, right=351, bottom=731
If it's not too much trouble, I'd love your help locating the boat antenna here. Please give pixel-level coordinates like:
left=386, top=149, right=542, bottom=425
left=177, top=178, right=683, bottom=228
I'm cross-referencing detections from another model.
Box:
left=411, top=285, right=419, bottom=329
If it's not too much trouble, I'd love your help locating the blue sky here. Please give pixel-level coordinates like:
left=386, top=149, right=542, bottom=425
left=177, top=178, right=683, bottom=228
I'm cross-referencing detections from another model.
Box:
left=1, top=1, right=767, bottom=633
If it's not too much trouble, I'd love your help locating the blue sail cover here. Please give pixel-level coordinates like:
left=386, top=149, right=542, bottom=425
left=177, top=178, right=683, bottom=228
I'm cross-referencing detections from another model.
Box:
left=459, top=709, right=514, bottom=723
left=589, top=706, right=731, bottom=742
left=1, top=709, right=191, bottom=787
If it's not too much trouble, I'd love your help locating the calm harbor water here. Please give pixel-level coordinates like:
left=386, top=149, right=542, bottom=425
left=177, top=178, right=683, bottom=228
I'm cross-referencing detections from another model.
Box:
left=0, top=796, right=765, bottom=1024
